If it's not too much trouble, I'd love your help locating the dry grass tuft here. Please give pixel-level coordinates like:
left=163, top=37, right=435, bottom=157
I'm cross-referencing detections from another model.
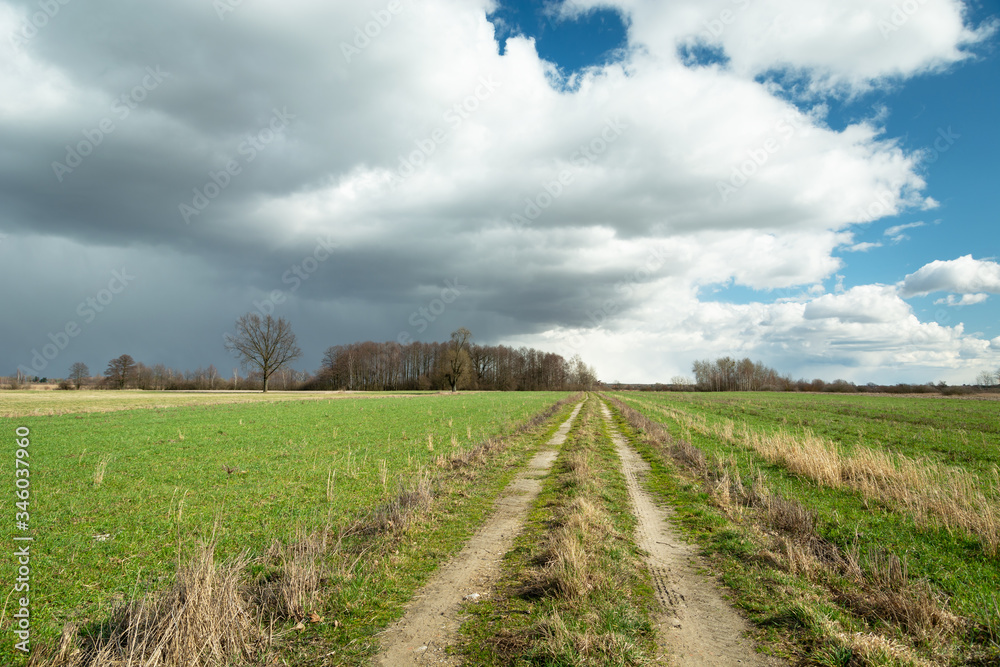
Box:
left=38, top=542, right=270, bottom=667
left=257, top=528, right=328, bottom=620
left=351, top=469, right=435, bottom=535
left=818, top=621, right=938, bottom=667
left=835, top=548, right=963, bottom=645
left=740, top=424, right=1000, bottom=555
left=92, top=455, right=111, bottom=487
left=521, top=495, right=604, bottom=601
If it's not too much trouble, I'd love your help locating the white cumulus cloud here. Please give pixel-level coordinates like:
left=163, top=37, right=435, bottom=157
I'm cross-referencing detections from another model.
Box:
left=901, top=255, right=1000, bottom=297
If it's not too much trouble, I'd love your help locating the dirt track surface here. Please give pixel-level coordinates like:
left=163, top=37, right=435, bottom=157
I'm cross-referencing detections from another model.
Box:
left=601, top=403, right=787, bottom=666
left=374, top=402, right=584, bottom=666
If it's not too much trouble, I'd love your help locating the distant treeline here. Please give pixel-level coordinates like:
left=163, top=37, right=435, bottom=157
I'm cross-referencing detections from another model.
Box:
left=306, top=341, right=597, bottom=392
left=611, top=380, right=997, bottom=396
left=691, top=357, right=783, bottom=392
left=603, top=355, right=999, bottom=395
left=6, top=339, right=598, bottom=392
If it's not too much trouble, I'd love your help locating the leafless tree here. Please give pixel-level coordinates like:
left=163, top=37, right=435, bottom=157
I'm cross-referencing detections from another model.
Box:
left=224, top=314, right=302, bottom=392
left=105, top=355, right=137, bottom=390
left=976, top=370, right=996, bottom=387
left=444, top=327, right=472, bottom=392
left=315, top=338, right=596, bottom=392
left=69, top=362, right=90, bottom=389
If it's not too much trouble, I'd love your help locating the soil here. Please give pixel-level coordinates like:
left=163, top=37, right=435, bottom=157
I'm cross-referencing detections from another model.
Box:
left=600, top=403, right=788, bottom=666
left=374, top=402, right=585, bottom=665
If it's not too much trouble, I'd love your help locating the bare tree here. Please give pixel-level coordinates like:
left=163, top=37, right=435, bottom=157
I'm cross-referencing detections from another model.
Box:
left=69, top=362, right=90, bottom=389
left=224, top=314, right=302, bottom=392
left=105, top=355, right=137, bottom=390
left=976, top=370, right=996, bottom=387
left=444, top=327, right=472, bottom=392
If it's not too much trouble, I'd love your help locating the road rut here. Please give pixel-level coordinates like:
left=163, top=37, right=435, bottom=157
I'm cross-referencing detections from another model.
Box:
left=600, top=402, right=786, bottom=666
left=374, top=402, right=584, bottom=665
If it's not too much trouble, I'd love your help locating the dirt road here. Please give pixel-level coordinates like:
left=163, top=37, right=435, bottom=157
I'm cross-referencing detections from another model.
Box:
left=374, top=402, right=584, bottom=665
left=600, top=402, right=787, bottom=666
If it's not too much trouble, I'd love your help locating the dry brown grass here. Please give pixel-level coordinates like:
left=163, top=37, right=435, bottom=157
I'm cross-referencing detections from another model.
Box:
left=742, top=426, right=1000, bottom=555
left=35, top=543, right=272, bottom=667
left=516, top=450, right=599, bottom=601
left=92, top=455, right=111, bottom=488
left=621, top=394, right=1000, bottom=555
left=257, top=528, right=328, bottom=620
left=529, top=611, right=647, bottom=665
left=836, top=547, right=963, bottom=646
left=605, top=393, right=968, bottom=659
left=351, top=468, right=435, bottom=535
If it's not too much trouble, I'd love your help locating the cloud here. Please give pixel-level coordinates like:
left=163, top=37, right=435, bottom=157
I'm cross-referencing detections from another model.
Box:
left=803, top=284, right=910, bottom=323
left=934, top=293, right=990, bottom=307
left=901, top=255, right=1000, bottom=297
left=0, top=0, right=996, bottom=382
left=884, top=220, right=925, bottom=242
left=562, top=0, right=995, bottom=94
left=844, top=241, right=882, bottom=252
left=517, top=280, right=997, bottom=384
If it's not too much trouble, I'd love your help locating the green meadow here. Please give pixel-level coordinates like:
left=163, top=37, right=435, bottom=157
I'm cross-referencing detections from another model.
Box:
left=0, top=391, right=569, bottom=663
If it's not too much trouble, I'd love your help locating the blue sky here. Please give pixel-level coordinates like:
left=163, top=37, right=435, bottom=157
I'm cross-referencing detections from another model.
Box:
left=1, top=0, right=999, bottom=384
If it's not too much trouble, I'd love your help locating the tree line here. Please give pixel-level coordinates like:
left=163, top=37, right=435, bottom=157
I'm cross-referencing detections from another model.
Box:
left=691, top=357, right=784, bottom=392
left=309, top=333, right=597, bottom=391
left=7, top=315, right=598, bottom=393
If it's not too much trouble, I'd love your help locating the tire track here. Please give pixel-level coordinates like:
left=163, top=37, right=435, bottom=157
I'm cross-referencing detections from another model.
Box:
left=600, top=402, right=787, bottom=666
left=374, top=401, right=584, bottom=666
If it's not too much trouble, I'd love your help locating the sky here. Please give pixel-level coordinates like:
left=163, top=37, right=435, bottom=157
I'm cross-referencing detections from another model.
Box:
left=1, top=0, right=999, bottom=385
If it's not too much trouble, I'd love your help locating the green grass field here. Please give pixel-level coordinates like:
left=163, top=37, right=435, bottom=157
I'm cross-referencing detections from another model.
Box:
left=6, top=389, right=999, bottom=665
left=0, top=391, right=571, bottom=664
left=608, top=391, right=1000, bottom=665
